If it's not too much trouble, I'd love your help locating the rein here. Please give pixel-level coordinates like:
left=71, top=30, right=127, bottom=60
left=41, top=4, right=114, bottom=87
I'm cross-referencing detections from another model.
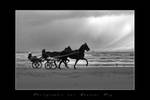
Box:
left=31, top=51, right=80, bottom=59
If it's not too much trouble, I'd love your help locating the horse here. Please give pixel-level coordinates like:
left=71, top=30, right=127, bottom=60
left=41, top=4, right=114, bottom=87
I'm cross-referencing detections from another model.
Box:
left=41, top=47, right=71, bottom=69
left=62, top=43, right=90, bottom=69
left=58, top=46, right=72, bottom=68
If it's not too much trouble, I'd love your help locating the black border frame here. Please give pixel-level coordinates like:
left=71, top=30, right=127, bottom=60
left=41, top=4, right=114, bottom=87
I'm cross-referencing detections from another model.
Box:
left=8, top=8, right=142, bottom=98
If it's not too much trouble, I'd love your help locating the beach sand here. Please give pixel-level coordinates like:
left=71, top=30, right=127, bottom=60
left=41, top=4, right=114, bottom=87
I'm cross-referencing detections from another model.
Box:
left=15, top=66, right=134, bottom=90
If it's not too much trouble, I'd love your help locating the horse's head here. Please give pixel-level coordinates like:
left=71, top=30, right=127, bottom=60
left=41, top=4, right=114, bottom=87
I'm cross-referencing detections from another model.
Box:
left=67, top=46, right=72, bottom=52
left=80, top=42, right=90, bottom=52
left=64, top=46, right=72, bottom=53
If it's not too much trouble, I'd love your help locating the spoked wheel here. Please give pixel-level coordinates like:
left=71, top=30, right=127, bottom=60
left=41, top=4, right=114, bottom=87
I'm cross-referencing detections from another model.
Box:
left=32, top=62, right=42, bottom=69
left=45, top=61, right=57, bottom=70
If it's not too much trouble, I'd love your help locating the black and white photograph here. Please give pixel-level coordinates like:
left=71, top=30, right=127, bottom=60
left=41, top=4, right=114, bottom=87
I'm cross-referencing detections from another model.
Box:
left=15, top=10, right=134, bottom=90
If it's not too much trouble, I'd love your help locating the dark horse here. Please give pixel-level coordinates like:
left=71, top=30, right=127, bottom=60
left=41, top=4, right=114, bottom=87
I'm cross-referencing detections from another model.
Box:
left=42, top=47, right=70, bottom=69
left=63, top=43, right=90, bottom=69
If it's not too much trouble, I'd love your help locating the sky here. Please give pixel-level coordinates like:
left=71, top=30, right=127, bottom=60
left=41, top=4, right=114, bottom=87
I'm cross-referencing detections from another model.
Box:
left=16, top=10, right=134, bottom=52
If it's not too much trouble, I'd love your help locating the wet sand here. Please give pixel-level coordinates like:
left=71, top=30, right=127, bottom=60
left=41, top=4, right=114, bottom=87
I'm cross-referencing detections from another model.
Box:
left=15, top=66, right=134, bottom=90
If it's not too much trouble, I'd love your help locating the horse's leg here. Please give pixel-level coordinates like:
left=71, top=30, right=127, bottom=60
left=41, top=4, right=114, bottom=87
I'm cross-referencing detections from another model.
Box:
left=83, top=58, right=88, bottom=66
left=63, top=60, right=69, bottom=69
left=58, top=60, right=63, bottom=69
left=74, top=59, right=79, bottom=69
left=54, top=60, right=57, bottom=69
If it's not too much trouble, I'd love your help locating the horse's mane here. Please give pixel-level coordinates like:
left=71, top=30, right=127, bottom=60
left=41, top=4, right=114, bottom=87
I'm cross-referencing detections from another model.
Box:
left=79, top=43, right=86, bottom=51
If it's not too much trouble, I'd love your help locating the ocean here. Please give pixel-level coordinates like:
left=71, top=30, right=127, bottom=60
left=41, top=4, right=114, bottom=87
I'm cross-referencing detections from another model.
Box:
left=15, top=51, right=134, bottom=68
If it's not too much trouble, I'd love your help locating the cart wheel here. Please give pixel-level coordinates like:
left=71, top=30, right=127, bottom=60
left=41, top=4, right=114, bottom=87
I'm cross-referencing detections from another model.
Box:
left=45, top=61, right=56, bottom=69
left=32, top=62, right=42, bottom=69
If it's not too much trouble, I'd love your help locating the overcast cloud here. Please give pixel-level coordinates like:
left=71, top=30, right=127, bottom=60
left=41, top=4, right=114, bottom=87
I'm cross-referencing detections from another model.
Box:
left=16, top=10, right=134, bottom=52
